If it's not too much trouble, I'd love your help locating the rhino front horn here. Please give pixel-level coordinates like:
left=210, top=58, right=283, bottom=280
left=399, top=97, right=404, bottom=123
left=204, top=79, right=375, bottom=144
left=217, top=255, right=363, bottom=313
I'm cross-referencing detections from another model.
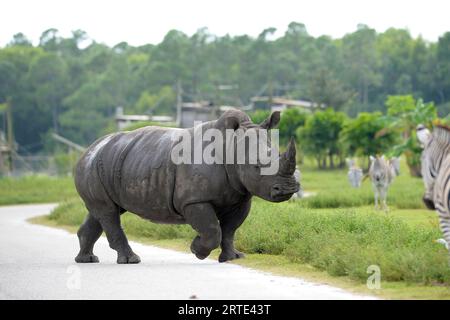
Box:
left=280, top=137, right=296, bottom=176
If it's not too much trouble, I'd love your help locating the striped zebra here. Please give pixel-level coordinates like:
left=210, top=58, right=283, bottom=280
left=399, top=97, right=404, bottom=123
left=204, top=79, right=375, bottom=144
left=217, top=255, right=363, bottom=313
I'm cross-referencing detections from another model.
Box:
left=369, top=155, right=400, bottom=211
left=417, top=124, right=450, bottom=251
left=346, top=158, right=363, bottom=188
left=290, top=167, right=304, bottom=200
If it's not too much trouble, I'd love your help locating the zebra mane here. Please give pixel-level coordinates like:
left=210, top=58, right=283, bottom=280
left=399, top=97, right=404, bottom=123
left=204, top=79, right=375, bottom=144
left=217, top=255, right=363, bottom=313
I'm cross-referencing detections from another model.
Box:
left=434, top=125, right=450, bottom=147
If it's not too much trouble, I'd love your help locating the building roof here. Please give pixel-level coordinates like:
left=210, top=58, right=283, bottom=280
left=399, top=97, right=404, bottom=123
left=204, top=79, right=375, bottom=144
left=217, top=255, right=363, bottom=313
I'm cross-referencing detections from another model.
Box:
left=251, top=96, right=319, bottom=108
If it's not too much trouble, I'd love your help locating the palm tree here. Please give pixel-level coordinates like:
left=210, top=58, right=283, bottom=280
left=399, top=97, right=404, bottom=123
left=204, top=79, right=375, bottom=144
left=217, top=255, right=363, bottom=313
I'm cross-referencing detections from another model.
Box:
left=377, top=96, right=437, bottom=177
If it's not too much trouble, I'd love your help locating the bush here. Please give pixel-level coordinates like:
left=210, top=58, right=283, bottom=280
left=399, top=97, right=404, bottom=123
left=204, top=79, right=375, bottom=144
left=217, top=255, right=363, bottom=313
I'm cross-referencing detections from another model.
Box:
left=297, top=108, right=347, bottom=169
left=278, top=107, right=309, bottom=144
left=340, top=112, right=398, bottom=165
left=241, top=201, right=449, bottom=284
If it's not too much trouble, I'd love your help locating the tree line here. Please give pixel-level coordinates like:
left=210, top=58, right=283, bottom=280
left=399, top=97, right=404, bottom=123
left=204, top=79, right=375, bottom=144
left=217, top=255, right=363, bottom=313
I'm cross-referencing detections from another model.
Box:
left=0, top=23, right=449, bottom=154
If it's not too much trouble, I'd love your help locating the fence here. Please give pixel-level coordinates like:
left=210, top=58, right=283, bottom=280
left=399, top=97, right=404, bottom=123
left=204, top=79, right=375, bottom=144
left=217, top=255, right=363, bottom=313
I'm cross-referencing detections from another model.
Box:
left=4, top=152, right=79, bottom=177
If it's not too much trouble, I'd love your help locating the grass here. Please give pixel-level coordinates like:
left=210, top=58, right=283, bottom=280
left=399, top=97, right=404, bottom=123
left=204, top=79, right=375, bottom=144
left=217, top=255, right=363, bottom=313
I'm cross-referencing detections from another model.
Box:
left=299, top=160, right=425, bottom=209
left=33, top=202, right=450, bottom=299
left=0, top=175, right=77, bottom=205
left=44, top=196, right=450, bottom=295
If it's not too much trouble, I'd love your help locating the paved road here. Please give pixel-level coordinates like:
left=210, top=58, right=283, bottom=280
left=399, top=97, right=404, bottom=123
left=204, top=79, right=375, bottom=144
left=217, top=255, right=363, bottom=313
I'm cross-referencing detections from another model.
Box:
left=0, top=204, right=375, bottom=300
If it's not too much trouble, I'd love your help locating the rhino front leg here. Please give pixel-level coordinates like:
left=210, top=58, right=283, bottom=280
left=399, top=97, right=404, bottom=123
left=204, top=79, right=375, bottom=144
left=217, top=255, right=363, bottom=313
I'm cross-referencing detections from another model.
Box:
left=218, top=200, right=251, bottom=263
left=93, top=207, right=141, bottom=264
left=184, top=203, right=221, bottom=260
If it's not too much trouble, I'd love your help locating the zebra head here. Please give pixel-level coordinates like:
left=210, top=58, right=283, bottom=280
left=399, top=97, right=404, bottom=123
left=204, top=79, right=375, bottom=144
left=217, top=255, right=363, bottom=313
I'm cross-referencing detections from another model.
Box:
left=369, top=155, right=388, bottom=185
left=417, top=125, right=450, bottom=210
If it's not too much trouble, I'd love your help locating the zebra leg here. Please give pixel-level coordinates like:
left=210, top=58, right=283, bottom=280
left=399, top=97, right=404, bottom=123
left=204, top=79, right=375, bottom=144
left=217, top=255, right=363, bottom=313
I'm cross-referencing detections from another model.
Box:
left=373, top=188, right=379, bottom=210
left=438, top=212, right=450, bottom=264
left=380, top=187, right=388, bottom=212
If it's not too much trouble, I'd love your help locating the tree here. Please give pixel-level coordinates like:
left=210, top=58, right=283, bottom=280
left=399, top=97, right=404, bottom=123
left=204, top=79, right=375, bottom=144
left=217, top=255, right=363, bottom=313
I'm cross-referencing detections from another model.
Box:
left=379, top=95, right=437, bottom=176
left=278, top=107, right=309, bottom=144
left=8, top=33, right=32, bottom=47
left=340, top=112, right=398, bottom=169
left=297, top=108, right=346, bottom=169
left=0, top=61, right=17, bottom=102
left=342, top=25, right=381, bottom=106
left=39, top=29, right=61, bottom=51
left=134, top=86, right=176, bottom=115
left=308, top=68, right=353, bottom=109
left=435, top=32, right=450, bottom=103
left=376, top=29, right=414, bottom=97
left=28, top=53, right=68, bottom=132
left=1, top=24, right=450, bottom=155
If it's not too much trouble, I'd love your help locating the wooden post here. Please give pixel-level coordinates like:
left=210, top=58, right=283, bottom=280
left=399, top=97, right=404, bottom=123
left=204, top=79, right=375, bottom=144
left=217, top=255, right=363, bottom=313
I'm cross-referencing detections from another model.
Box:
left=0, top=149, right=4, bottom=176
left=176, top=80, right=182, bottom=128
left=6, top=99, right=13, bottom=172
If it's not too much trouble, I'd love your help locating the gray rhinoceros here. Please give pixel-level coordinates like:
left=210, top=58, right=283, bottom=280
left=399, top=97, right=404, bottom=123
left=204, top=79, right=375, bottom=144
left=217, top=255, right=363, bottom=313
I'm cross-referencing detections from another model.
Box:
left=74, top=109, right=299, bottom=264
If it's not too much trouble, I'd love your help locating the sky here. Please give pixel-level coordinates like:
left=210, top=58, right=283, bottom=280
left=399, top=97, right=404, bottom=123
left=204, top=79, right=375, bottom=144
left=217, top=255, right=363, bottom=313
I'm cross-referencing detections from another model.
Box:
left=1, top=0, right=450, bottom=47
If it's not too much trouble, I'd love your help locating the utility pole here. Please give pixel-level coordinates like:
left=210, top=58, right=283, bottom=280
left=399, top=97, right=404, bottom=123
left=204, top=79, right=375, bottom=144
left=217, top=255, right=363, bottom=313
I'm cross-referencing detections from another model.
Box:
left=268, top=79, right=274, bottom=107
left=6, top=98, right=14, bottom=172
left=176, top=80, right=183, bottom=128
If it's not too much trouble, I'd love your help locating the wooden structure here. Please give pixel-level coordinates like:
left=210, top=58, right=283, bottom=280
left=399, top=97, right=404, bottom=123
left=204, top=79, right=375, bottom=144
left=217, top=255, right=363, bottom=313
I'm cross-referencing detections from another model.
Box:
left=250, top=96, right=320, bottom=111
left=115, top=107, right=174, bottom=130
left=0, top=131, right=10, bottom=175
left=178, top=102, right=237, bottom=128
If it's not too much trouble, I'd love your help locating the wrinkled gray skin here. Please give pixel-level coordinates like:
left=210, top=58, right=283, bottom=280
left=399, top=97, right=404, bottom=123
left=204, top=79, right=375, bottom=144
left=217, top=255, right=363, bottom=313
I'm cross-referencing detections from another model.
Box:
left=74, top=109, right=299, bottom=264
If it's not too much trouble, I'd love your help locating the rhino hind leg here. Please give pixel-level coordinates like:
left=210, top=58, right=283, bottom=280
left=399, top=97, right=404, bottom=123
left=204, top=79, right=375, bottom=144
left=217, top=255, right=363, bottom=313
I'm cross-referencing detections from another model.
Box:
left=184, top=203, right=221, bottom=260
left=218, top=200, right=251, bottom=263
left=75, top=213, right=102, bottom=263
left=91, top=207, right=141, bottom=264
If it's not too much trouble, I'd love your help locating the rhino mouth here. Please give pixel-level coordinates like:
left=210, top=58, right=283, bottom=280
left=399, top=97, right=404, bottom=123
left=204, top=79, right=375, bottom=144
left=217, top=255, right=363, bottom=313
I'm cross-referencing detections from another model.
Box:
left=270, top=182, right=300, bottom=202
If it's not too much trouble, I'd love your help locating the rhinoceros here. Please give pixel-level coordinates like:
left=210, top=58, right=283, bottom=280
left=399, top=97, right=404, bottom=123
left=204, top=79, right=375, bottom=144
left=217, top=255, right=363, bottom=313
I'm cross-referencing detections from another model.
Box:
left=74, top=109, right=299, bottom=264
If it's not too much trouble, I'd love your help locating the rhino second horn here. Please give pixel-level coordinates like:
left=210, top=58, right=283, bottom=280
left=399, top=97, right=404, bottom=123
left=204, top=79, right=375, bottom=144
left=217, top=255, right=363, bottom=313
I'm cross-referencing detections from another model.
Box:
left=280, top=137, right=297, bottom=176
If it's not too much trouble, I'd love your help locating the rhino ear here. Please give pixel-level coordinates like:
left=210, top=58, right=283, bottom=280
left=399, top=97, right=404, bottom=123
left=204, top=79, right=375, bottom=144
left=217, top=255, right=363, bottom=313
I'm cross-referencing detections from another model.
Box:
left=216, top=115, right=240, bottom=131
left=369, top=155, right=375, bottom=162
left=224, top=116, right=240, bottom=130
left=260, top=111, right=280, bottom=130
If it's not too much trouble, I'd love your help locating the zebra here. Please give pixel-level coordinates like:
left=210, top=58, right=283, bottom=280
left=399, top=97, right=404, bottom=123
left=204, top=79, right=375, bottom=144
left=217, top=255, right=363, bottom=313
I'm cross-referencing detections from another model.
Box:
left=346, top=158, right=364, bottom=188
left=369, top=155, right=400, bottom=211
left=290, top=167, right=304, bottom=200
left=416, top=124, right=450, bottom=251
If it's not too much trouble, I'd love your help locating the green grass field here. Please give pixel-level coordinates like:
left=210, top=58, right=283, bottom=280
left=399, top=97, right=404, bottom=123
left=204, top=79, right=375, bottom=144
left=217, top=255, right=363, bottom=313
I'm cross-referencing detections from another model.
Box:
left=0, top=175, right=77, bottom=205
left=6, top=158, right=450, bottom=299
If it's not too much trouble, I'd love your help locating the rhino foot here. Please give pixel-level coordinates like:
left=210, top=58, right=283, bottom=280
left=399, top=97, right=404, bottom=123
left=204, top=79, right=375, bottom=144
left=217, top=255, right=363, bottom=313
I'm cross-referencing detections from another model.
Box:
left=190, top=236, right=213, bottom=260
left=218, top=249, right=245, bottom=263
left=75, top=254, right=99, bottom=263
left=191, top=243, right=209, bottom=260
left=117, top=252, right=141, bottom=264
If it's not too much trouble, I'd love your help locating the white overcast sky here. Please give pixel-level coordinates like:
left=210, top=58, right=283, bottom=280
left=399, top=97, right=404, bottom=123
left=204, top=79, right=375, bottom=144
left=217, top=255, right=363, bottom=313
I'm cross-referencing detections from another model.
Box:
left=1, top=0, right=449, bottom=47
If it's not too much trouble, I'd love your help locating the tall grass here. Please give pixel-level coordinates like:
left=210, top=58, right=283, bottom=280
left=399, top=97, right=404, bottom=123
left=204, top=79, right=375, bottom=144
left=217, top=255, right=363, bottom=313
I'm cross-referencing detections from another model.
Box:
left=49, top=197, right=449, bottom=285
left=239, top=199, right=449, bottom=284
left=0, top=175, right=77, bottom=205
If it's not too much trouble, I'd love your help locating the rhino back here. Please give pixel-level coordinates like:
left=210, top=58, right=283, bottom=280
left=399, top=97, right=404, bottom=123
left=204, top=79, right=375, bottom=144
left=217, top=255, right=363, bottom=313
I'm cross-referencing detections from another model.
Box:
left=81, top=127, right=185, bottom=223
